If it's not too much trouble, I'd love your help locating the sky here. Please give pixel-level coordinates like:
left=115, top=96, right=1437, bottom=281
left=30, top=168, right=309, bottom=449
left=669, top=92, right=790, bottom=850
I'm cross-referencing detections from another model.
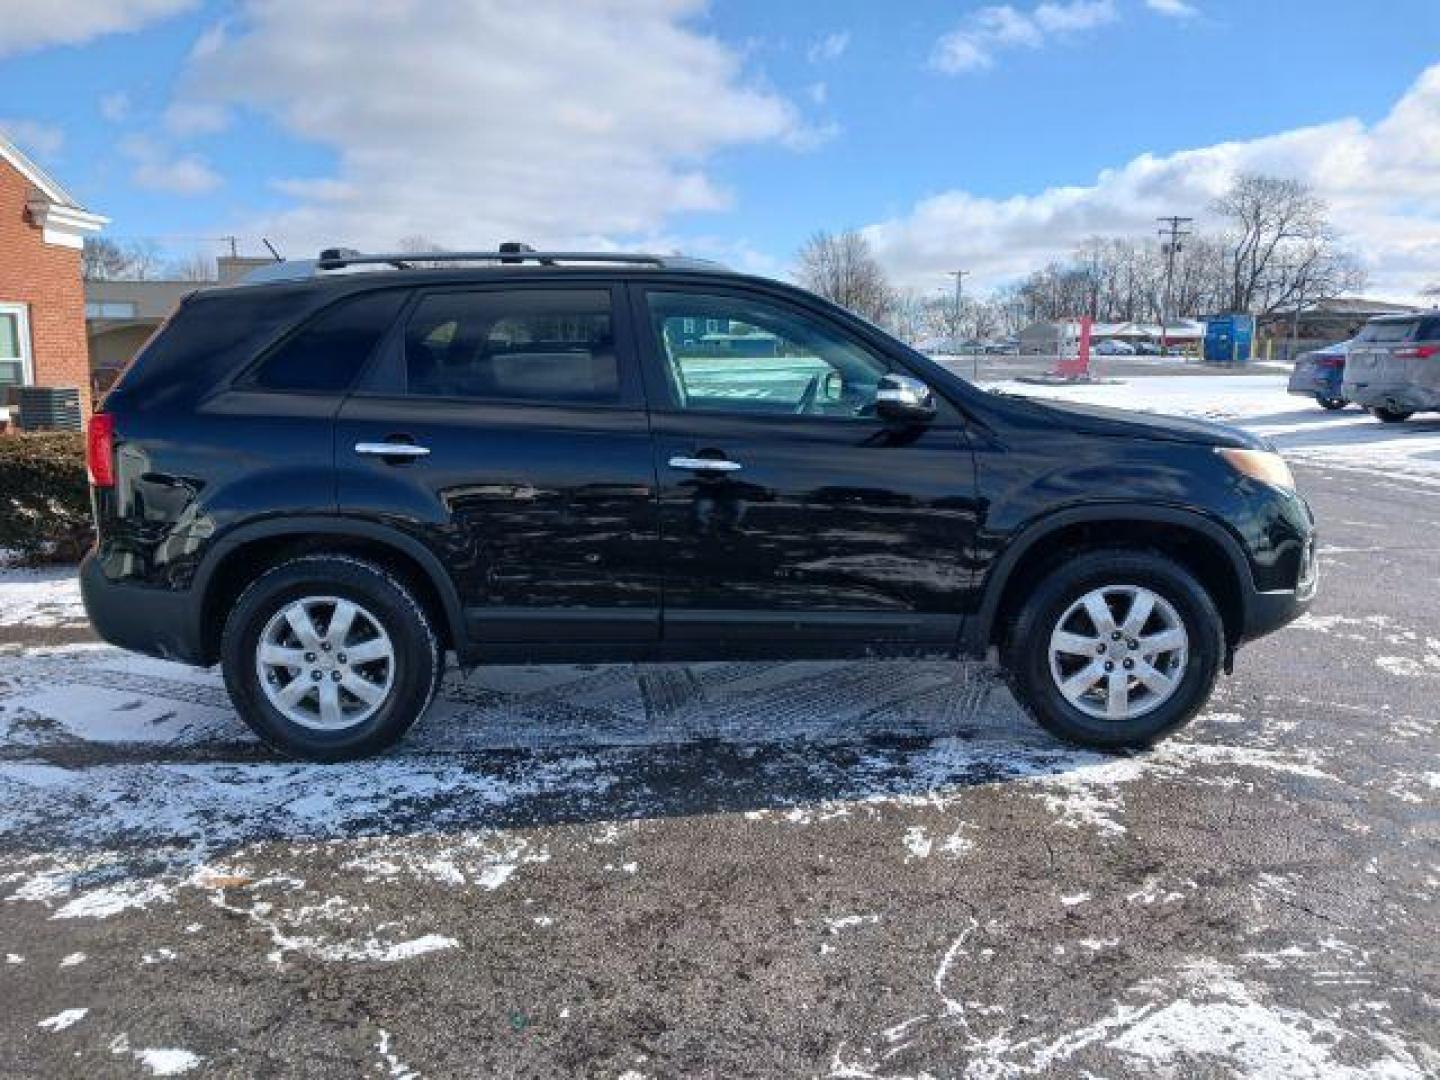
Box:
left=1, top=0, right=1438, bottom=300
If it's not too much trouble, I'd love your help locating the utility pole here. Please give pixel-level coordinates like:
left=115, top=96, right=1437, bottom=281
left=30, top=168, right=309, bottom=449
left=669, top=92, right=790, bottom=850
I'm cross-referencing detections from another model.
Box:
left=1157, top=216, right=1192, bottom=351
left=948, top=269, right=971, bottom=376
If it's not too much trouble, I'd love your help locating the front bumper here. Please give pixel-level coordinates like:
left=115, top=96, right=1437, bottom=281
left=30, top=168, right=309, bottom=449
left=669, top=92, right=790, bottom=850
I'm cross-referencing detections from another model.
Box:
left=1240, top=530, right=1316, bottom=642
left=80, top=551, right=209, bottom=666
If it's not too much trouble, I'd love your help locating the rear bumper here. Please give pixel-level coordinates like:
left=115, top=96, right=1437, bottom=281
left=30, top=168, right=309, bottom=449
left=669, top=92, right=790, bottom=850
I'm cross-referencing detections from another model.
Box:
left=80, top=552, right=208, bottom=665
left=1287, top=375, right=1341, bottom=399
left=1343, top=381, right=1438, bottom=413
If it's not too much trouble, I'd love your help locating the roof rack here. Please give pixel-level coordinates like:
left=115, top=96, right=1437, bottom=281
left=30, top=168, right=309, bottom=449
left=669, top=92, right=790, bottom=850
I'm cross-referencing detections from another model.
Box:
left=239, top=242, right=729, bottom=285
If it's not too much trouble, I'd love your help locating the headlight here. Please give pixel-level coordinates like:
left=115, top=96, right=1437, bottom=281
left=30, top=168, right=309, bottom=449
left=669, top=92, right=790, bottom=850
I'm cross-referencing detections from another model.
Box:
left=1217, top=447, right=1295, bottom=491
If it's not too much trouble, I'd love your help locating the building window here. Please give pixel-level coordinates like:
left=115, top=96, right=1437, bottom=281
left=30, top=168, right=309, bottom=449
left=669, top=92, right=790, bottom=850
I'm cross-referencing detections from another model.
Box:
left=85, top=300, right=138, bottom=319
left=0, top=304, right=33, bottom=389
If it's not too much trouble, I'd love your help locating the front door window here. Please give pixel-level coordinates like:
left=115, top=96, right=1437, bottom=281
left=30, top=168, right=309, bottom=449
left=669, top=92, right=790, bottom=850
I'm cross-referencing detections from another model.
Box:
left=0, top=304, right=31, bottom=390
left=645, top=291, right=889, bottom=419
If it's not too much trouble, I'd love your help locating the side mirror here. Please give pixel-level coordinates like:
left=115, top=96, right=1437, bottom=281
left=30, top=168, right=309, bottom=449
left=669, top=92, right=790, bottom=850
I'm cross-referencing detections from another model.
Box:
left=875, top=373, right=937, bottom=423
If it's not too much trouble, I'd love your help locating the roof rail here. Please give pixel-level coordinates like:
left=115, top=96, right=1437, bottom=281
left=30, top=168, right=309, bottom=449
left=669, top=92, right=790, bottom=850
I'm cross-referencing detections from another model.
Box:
left=239, top=244, right=728, bottom=285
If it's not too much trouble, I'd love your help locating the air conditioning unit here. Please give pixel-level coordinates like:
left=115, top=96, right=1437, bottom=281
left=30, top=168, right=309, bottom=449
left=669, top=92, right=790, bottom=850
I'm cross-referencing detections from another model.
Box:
left=15, top=386, right=83, bottom=432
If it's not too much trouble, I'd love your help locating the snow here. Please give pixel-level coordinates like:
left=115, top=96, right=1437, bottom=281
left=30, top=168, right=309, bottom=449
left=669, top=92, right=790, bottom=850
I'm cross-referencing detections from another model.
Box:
left=985, top=374, right=1440, bottom=485
left=0, top=566, right=89, bottom=628
left=134, top=1048, right=202, bottom=1076
left=37, top=1008, right=87, bottom=1032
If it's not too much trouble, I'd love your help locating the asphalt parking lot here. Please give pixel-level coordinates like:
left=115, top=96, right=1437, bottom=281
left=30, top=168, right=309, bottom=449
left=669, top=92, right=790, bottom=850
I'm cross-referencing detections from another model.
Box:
left=1, top=460, right=1437, bottom=1079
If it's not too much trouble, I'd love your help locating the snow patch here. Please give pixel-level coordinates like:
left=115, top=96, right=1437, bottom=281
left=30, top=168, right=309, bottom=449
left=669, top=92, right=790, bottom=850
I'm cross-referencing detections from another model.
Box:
left=0, top=567, right=87, bottom=628
left=37, top=1008, right=87, bottom=1031
left=135, top=1048, right=202, bottom=1076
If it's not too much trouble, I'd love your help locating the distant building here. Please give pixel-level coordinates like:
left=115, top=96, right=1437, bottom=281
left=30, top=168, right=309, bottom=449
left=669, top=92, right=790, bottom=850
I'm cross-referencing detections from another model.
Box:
left=0, top=131, right=107, bottom=415
left=1018, top=318, right=1202, bottom=355
left=85, top=255, right=272, bottom=392
left=1259, top=297, right=1420, bottom=348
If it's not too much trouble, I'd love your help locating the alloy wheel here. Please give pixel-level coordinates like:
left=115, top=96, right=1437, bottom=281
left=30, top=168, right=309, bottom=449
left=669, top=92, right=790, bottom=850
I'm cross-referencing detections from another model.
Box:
left=1047, top=584, right=1188, bottom=721
left=255, top=596, right=395, bottom=731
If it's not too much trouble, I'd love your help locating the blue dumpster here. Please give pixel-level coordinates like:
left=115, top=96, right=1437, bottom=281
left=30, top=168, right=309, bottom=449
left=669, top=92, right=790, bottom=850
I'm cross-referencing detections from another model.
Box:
left=1203, top=314, right=1255, bottom=364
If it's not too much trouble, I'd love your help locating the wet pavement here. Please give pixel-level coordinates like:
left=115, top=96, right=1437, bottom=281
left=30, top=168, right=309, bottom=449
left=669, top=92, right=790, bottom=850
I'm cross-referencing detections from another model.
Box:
left=1, top=463, right=1437, bottom=1078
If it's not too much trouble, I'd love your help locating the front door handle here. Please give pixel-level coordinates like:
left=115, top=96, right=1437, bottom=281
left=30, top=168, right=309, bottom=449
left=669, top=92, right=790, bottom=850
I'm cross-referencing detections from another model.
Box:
left=356, top=442, right=430, bottom=458
left=668, top=456, right=742, bottom=472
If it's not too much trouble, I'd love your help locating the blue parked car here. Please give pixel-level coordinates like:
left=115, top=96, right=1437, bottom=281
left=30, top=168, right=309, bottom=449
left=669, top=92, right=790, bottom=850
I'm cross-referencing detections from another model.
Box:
left=1287, top=340, right=1352, bottom=410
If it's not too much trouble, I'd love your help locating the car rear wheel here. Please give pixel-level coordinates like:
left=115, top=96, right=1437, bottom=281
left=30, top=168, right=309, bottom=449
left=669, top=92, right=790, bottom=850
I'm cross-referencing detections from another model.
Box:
left=1369, top=406, right=1413, bottom=422
left=1003, top=550, right=1224, bottom=750
left=221, top=555, right=442, bottom=761
left=1317, top=396, right=1347, bottom=411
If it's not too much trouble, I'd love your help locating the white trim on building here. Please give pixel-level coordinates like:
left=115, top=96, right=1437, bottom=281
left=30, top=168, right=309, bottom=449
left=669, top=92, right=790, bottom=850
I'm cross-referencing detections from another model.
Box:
left=0, top=131, right=108, bottom=248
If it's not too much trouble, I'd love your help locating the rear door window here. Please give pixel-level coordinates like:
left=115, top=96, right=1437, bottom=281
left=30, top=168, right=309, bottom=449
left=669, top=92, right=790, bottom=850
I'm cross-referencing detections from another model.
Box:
left=249, top=290, right=407, bottom=393
left=1358, top=319, right=1419, bottom=344
left=401, top=289, right=620, bottom=404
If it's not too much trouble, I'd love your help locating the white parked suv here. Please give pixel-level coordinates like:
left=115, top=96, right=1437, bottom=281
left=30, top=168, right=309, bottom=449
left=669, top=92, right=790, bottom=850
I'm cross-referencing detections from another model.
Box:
left=1342, top=311, right=1440, bottom=422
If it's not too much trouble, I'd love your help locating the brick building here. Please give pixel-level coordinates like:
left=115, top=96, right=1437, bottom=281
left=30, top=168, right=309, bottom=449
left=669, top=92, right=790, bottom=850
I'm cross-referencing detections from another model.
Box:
left=0, top=131, right=106, bottom=415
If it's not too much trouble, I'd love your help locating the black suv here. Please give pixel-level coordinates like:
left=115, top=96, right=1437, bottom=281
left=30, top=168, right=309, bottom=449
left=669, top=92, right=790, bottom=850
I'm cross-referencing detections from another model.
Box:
left=82, top=247, right=1317, bottom=761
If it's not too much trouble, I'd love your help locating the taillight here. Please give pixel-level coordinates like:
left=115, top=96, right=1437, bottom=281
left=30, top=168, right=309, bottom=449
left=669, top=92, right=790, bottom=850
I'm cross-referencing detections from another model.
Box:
left=1315, top=356, right=1344, bottom=369
left=1394, top=344, right=1440, bottom=359
left=86, top=412, right=115, bottom=488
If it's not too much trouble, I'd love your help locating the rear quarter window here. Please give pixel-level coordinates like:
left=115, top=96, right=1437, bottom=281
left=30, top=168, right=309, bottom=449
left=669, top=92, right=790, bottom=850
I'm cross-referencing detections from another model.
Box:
left=247, top=290, right=408, bottom=393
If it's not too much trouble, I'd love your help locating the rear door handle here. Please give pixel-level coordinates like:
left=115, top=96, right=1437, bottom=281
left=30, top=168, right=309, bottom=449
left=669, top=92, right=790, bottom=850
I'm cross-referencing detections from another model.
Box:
left=356, top=442, right=430, bottom=458
left=668, top=456, right=742, bottom=472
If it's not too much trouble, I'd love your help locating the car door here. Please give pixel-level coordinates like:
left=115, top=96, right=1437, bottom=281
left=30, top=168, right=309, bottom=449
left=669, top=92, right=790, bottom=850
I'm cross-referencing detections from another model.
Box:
left=335, top=282, right=661, bottom=650
left=632, top=282, right=981, bottom=655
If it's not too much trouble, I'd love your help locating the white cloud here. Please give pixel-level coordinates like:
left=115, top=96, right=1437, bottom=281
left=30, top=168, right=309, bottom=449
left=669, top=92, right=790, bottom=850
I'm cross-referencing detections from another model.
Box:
left=1146, top=0, right=1199, bottom=17
left=173, top=0, right=820, bottom=253
left=865, top=63, right=1440, bottom=301
left=807, top=30, right=850, bottom=64
left=0, top=118, right=64, bottom=159
left=164, top=102, right=229, bottom=136
left=931, top=0, right=1118, bottom=73
left=99, top=92, right=132, bottom=123
left=121, top=135, right=221, bottom=195
left=0, top=0, right=194, bottom=58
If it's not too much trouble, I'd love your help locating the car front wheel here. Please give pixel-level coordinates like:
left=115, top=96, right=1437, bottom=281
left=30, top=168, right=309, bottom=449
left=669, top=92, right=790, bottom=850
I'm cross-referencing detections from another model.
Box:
left=1003, top=550, right=1224, bottom=750
left=1369, top=406, right=1413, bottom=423
left=221, top=555, right=442, bottom=761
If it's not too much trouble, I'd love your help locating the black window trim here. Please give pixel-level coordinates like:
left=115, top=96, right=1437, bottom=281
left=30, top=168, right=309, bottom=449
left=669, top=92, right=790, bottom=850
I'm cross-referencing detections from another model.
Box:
left=350, top=281, right=645, bottom=410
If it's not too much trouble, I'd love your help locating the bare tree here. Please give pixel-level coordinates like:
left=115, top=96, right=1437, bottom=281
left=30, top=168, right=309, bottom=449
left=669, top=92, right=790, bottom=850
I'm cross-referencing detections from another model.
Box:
left=1211, top=172, right=1360, bottom=315
left=168, top=251, right=217, bottom=281
left=794, top=230, right=894, bottom=323
left=398, top=235, right=452, bottom=269
left=885, top=288, right=930, bottom=345
left=82, top=237, right=167, bottom=281
left=83, top=237, right=131, bottom=281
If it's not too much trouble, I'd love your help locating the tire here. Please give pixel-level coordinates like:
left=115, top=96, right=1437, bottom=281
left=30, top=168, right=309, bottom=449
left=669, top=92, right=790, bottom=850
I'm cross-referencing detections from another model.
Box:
left=1317, top=396, right=1346, bottom=411
left=221, top=554, right=442, bottom=761
left=1369, top=406, right=1413, bottom=423
left=1002, top=550, right=1225, bottom=750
